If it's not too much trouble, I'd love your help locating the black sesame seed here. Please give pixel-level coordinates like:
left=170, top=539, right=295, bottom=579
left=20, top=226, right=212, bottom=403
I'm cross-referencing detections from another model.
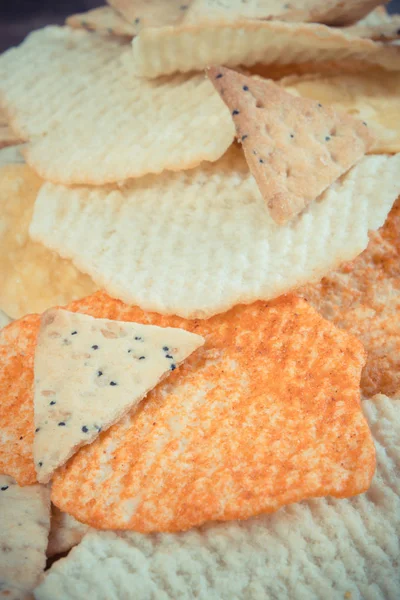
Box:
left=95, top=426, right=102, bottom=432
left=243, top=85, right=249, bottom=91
left=1, top=486, right=9, bottom=491
left=35, top=427, right=40, bottom=433
left=163, top=346, right=169, bottom=352
left=362, top=121, right=367, bottom=126
left=259, top=158, right=264, bottom=164
left=92, top=345, right=99, bottom=350
left=71, top=331, right=78, bottom=335
left=135, top=336, right=142, bottom=341
left=50, top=400, right=56, bottom=405
left=241, top=135, right=248, bottom=141
left=110, top=381, right=117, bottom=386
left=82, top=426, right=89, bottom=433
left=135, top=17, right=140, bottom=24
left=58, top=422, right=66, bottom=427
left=232, top=110, right=240, bottom=116
left=139, top=356, right=146, bottom=360
left=215, top=73, right=223, bottom=79
left=290, top=134, right=294, bottom=138
left=180, top=4, right=188, bottom=9
left=38, top=462, right=43, bottom=467
left=325, top=136, right=331, bottom=141
left=170, top=364, right=176, bottom=371
left=166, top=354, right=173, bottom=359
left=128, top=349, right=132, bottom=353
left=318, top=103, right=323, bottom=108
left=98, top=371, right=103, bottom=377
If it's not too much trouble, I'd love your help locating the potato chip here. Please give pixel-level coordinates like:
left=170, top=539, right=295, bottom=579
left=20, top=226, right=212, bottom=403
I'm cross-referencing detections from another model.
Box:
left=184, top=0, right=386, bottom=26
left=208, top=66, right=372, bottom=223
left=66, top=6, right=136, bottom=37
left=0, top=475, right=50, bottom=600
left=282, top=70, right=400, bottom=153
left=301, top=197, right=400, bottom=398
left=0, top=164, right=96, bottom=319
left=47, top=506, right=90, bottom=558
left=131, top=19, right=400, bottom=78
left=34, top=394, right=400, bottom=600
left=0, top=27, right=234, bottom=185
left=47, top=292, right=374, bottom=532
left=30, top=147, right=400, bottom=319
left=344, top=5, right=400, bottom=40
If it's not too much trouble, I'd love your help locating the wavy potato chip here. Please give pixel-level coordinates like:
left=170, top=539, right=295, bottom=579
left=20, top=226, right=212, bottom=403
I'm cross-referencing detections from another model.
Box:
left=34, top=394, right=400, bottom=600
left=0, top=27, right=234, bottom=185
left=0, top=164, right=96, bottom=319
left=66, top=6, right=136, bottom=37
left=131, top=19, right=400, bottom=78
left=30, top=147, right=400, bottom=319
left=47, top=292, right=375, bottom=533
left=282, top=70, right=400, bottom=154
left=301, top=197, right=400, bottom=398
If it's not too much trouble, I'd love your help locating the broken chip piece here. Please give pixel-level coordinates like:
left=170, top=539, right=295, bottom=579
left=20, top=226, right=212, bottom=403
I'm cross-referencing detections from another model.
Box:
left=207, top=66, right=373, bottom=223
left=33, top=309, right=204, bottom=483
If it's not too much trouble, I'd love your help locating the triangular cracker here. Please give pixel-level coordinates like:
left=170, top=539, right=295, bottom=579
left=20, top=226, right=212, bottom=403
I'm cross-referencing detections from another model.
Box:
left=66, top=6, right=136, bottom=37
left=208, top=67, right=373, bottom=223
left=34, top=309, right=204, bottom=483
left=0, top=475, right=50, bottom=600
left=48, top=293, right=374, bottom=533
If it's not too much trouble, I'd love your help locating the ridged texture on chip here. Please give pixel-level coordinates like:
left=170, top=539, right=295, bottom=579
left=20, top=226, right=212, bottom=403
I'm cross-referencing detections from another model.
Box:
left=50, top=293, right=373, bottom=533
left=0, top=165, right=96, bottom=319
left=0, top=27, right=234, bottom=185
left=131, top=19, right=400, bottom=78
left=35, top=394, right=399, bottom=600
left=302, top=197, right=400, bottom=399
left=282, top=70, right=400, bottom=154
left=30, top=148, right=400, bottom=319
left=47, top=506, right=90, bottom=558
left=0, top=475, right=50, bottom=600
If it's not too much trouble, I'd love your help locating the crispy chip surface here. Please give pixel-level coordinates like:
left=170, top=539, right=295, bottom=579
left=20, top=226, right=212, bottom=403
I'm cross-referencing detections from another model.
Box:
left=282, top=70, right=400, bottom=153
left=0, top=475, right=50, bottom=600
left=30, top=147, right=400, bottom=319
left=66, top=6, right=136, bottom=36
left=0, top=165, right=96, bottom=319
left=34, top=395, right=400, bottom=600
left=208, top=66, right=372, bottom=223
left=131, top=19, right=400, bottom=78
left=0, top=27, right=234, bottom=185
left=301, top=197, right=400, bottom=398
left=48, top=292, right=374, bottom=532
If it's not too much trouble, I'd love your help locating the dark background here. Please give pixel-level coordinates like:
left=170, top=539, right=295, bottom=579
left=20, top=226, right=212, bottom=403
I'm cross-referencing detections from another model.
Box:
left=1, top=0, right=400, bottom=53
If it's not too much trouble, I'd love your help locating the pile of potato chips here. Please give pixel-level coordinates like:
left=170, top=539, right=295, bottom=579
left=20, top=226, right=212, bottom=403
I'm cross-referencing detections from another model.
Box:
left=0, top=1, right=399, bottom=598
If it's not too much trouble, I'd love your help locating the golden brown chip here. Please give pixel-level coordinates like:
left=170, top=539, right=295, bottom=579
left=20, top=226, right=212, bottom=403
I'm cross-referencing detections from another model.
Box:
left=207, top=66, right=372, bottom=223
left=301, top=197, right=400, bottom=398
left=45, top=293, right=374, bottom=533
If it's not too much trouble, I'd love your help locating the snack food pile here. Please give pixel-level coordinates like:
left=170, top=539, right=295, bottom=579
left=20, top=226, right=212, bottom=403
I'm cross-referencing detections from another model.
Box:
left=0, top=1, right=399, bottom=598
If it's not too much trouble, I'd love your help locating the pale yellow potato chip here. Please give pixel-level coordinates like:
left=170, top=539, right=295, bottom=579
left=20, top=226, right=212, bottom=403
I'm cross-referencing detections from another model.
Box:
left=282, top=70, right=400, bottom=153
left=0, top=27, right=234, bottom=185
left=184, top=0, right=386, bottom=26
left=0, top=164, right=96, bottom=319
left=131, top=19, right=400, bottom=78
left=66, top=6, right=136, bottom=37
left=344, top=6, right=400, bottom=40
left=30, top=147, right=400, bottom=319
